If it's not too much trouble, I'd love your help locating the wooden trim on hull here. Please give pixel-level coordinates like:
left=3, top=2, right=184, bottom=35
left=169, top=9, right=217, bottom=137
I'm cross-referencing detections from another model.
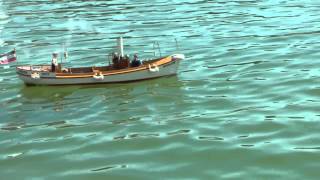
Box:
left=56, top=66, right=147, bottom=78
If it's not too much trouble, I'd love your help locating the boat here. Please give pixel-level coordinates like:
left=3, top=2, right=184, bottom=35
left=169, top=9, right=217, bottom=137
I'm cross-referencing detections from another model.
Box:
left=1, top=49, right=16, bottom=65
left=16, top=37, right=185, bottom=86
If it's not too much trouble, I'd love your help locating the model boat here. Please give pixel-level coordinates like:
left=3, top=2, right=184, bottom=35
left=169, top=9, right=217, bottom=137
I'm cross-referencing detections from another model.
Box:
left=16, top=37, right=185, bottom=85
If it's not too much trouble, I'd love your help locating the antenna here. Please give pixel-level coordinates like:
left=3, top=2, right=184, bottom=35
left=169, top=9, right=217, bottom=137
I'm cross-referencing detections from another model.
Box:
left=64, top=44, right=68, bottom=62
left=175, top=38, right=179, bottom=51
left=153, top=42, right=156, bottom=57
left=157, top=41, right=161, bottom=57
left=60, top=43, right=63, bottom=64
left=108, top=53, right=111, bottom=65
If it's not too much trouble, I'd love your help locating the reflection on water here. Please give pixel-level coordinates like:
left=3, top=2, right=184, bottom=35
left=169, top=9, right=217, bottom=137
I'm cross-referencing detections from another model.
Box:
left=19, top=86, right=78, bottom=101
left=19, top=85, right=78, bottom=112
left=5, top=75, right=184, bottom=129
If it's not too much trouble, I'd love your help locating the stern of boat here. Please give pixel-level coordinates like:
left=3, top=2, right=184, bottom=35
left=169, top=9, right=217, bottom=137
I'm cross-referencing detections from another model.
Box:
left=16, top=65, right=56, bottom=85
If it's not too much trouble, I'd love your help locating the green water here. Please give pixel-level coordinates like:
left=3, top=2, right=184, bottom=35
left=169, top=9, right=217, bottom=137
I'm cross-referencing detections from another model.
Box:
left=1, top=0, right=320, bottom=179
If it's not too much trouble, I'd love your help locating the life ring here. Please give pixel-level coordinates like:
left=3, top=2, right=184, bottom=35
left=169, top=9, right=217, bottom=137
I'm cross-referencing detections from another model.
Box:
left=148, top=64, right=159, bottom=72
left=93, top=72, right=104, bottom=80
left=31, top=72, right=40, bottom=79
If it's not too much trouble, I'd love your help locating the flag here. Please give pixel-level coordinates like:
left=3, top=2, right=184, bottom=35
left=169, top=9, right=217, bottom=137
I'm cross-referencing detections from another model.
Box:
left=0, top=49, right=16, bottom=65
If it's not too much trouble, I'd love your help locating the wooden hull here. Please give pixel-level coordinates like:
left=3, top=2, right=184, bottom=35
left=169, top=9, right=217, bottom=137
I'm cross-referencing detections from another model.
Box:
left=16, top=54, right=183, bottom=85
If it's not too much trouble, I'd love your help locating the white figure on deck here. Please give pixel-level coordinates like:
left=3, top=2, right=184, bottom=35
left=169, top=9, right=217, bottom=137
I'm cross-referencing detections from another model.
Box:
left=51, top=52, right=58, bottom=72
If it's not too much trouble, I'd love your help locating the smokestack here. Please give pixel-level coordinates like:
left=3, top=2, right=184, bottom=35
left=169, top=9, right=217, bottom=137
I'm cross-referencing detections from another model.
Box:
left=117, top=37, right=124, bottom=57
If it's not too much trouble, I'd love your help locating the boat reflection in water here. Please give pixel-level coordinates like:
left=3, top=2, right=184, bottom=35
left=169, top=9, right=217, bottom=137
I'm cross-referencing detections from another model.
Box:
left=19, top=85, right=79, bottom=111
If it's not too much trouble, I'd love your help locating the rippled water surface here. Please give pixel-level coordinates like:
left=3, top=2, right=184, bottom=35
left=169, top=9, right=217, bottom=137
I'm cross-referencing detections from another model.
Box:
left=1, top=0, right=320, bottom=179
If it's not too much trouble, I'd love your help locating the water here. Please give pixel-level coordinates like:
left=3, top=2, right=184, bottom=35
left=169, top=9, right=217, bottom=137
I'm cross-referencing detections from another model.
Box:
left=1, top=0, right=320, bottom=179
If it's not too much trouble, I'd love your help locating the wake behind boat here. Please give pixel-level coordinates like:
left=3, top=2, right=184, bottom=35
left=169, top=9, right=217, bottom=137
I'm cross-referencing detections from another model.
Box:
left=16, top=37, right=185, bottom=86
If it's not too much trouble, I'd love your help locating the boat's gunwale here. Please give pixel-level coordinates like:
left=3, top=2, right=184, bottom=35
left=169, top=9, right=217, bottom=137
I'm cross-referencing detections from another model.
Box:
left=16, top=56, right=174, bottom=79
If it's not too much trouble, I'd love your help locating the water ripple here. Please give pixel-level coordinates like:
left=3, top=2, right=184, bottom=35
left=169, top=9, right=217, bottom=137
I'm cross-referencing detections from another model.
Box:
left=1, top=0, right=320, bottom=179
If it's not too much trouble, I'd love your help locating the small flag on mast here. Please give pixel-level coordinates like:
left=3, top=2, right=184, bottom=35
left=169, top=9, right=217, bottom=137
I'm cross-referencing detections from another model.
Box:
left=0, top=49, right=16, bottom=65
